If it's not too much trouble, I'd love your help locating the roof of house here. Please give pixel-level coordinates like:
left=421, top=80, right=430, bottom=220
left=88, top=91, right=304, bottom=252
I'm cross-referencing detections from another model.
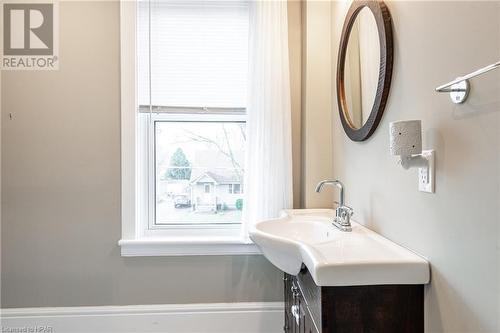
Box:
left=189, top=170, right=242, bottom=185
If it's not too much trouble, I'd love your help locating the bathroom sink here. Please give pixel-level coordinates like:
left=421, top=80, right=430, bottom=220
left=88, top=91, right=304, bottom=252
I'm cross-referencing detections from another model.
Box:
left=249, top=209, right=430, bottom=286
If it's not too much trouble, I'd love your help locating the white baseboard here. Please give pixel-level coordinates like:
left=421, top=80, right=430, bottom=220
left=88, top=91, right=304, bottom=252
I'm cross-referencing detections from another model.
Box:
left=1, top=302, right=284, bottom=333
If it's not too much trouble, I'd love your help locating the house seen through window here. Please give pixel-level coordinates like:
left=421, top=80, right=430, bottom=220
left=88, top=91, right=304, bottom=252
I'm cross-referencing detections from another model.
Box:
left=138, top=0, right=249, bottom=226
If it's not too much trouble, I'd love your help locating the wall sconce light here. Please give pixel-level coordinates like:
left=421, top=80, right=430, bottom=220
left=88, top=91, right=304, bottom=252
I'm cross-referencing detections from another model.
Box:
left=390, top=120, right=435, bottom=193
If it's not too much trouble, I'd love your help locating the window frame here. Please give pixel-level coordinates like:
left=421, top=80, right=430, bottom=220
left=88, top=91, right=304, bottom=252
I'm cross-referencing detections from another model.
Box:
left=118, top=0, right=259, bottom=257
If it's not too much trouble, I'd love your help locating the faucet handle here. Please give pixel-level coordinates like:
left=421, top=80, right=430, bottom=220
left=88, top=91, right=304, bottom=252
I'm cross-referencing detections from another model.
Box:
left=335, top=205, right=354, bottom=227
left=342, top=206, right=354, bottom=219
left=334, top=201, right=353, bottom=212
left=338, top=206, right=353, bottom=217
left=332, top=206, right=353, bottom=232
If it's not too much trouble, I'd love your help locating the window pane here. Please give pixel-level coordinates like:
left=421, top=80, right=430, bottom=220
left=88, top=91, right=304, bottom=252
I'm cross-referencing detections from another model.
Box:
left=155, top=121, right=246, bottom=224
left=138, top=0, right=249, bottom=108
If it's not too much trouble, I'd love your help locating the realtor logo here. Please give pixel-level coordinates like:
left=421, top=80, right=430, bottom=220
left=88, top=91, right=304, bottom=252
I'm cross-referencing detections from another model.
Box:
left=1, top=2, right=58, bottom=70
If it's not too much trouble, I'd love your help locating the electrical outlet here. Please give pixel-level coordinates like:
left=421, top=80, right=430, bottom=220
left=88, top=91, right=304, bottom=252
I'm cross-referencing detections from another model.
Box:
left=418, top=150, right=435, bottom=193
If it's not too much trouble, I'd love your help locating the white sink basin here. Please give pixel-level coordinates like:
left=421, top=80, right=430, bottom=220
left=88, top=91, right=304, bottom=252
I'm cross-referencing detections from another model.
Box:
left=249, top=209, right=430, bottom=286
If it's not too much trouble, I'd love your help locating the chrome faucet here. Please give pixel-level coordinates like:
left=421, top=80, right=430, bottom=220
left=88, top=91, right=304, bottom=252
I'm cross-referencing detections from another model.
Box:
left=315, top=180, right=353, bottom=232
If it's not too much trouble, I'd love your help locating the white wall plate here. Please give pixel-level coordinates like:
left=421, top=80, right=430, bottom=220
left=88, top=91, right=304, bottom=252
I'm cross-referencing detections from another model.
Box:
left=418, top=150, right=435, bottom=193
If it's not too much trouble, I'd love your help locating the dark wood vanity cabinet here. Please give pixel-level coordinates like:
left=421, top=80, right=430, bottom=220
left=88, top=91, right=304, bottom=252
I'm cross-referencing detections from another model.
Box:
left=283, top=269, right=424, bottom=333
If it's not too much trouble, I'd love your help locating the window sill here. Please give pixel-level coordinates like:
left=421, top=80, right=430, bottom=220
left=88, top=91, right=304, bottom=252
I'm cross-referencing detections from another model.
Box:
left=118, top=237, right=262, bottom=257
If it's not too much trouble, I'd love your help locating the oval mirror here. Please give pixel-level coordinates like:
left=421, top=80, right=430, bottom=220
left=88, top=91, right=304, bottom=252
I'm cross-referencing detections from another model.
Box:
left=337, top=1, right=393, bottom=141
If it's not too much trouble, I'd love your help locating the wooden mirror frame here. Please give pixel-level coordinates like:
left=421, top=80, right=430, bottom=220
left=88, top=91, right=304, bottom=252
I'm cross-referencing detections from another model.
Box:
left=337, top=0, right=393, bottom=142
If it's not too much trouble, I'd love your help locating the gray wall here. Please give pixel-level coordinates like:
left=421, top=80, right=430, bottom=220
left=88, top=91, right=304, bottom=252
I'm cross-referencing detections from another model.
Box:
left=1, top=1, right=285, bottom=308
left=329, top=1, right=499, bottom=332
left=301, top=0, right=335, bottom=208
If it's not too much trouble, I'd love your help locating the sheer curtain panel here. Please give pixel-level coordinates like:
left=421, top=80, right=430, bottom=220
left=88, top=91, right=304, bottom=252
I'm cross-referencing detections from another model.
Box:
left=243, top=0, right=293, bottom=239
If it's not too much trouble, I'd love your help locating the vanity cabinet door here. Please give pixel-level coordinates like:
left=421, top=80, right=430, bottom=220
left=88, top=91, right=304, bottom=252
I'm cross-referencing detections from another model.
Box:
left=297, top=268, right=322, bottom=329
left=284, top=273, right=320, bottom=333
left=284, top=274, right=300, bottom=333
left=284, top=274, right=290, bottom=332
left=284, top=275, right=292, bottom=332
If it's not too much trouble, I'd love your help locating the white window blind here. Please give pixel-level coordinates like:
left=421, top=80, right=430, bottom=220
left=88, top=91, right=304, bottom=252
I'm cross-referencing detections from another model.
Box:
left=137, top=0, right=249, bottom=108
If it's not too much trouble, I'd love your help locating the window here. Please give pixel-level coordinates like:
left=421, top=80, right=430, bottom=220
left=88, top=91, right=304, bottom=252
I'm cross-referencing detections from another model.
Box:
left=228, top=183, right=242, bottom=194
left=140, top=0, right=248, bottom=227
left=119, top=0, right=259, bottom=256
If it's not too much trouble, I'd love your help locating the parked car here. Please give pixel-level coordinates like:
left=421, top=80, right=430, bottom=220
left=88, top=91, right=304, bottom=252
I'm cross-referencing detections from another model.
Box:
left=174, top=194, right=191, bottom=208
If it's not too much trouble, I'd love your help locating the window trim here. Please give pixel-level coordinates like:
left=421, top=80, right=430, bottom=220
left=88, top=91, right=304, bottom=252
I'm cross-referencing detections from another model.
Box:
left=119, top=0, right=259, bottom=256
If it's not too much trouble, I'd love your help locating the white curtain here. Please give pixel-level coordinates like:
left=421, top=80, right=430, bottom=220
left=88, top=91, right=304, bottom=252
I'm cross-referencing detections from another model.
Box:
left=243, top=0, right=293, bottom=239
